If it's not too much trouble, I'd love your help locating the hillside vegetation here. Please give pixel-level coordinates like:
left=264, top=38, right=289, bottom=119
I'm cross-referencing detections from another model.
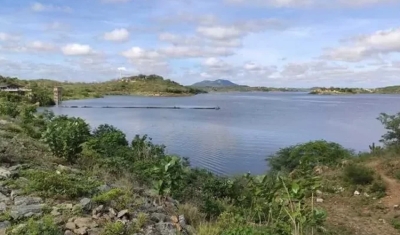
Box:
left=2, top=98, right=400, bottom=234
left=0, top=75, right=205, bottom=105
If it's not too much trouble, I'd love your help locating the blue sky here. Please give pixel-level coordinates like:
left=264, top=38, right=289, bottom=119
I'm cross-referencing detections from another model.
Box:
left=0, top=0, right=399, bottom=87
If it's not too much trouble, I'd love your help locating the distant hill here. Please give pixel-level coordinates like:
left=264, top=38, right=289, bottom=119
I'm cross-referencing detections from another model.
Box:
left=191, top=79, right=240, bottom=88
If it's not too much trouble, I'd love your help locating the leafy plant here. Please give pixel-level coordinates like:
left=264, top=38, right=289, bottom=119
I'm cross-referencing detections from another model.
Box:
left=377, top=112, right=400, bottom=147
left=151, top=155, right=189, bottom=199
left=41, top=115, right=91, bottom=162
left=101, top=221, right=126, bottom=235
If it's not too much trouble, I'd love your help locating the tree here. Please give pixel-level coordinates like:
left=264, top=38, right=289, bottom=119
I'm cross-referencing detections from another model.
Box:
left=377, top=112, right=400, bottom=147
left=41, top=115, right=91, bottom=163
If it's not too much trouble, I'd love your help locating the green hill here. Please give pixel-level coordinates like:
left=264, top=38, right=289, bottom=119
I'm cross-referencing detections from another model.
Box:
left=0, top=74, right=206, bottom=104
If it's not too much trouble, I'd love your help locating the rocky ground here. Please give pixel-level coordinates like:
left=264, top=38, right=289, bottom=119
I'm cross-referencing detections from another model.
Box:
left=0, top=164, right=193, bottom=235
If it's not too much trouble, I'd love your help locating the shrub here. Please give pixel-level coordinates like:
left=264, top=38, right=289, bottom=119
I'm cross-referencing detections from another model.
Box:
left=369, top=180, right=387, bottom=198
left=8, top=216, right=62, bottom=235
left=178, top=204, right=206, bottom=227
left=268, top=140, right=353, bottom=172
left=22, top=169, right=100, bottom=199
left=101, top=221, right=126, bottom=235
left=92, top=188, right=131, bottom=211
left=0, top=101, right=20, bottom=118
left=41, top=115, right=91, bottom=163
left=86, top=124, right=128, bottom=158
left=377, top=112, right=400, bottom=147
left=343, top=164, right=374, bottom=185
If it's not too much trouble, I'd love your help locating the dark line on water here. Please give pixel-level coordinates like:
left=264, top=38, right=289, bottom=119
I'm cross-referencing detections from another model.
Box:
left=59, top=105, right=220, bottom=110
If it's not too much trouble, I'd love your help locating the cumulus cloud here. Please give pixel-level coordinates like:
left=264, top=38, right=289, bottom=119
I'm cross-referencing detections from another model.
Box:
left=0, top=40, right=57, bottom=53
left=103, top=28, right=130, bottom=42
left=322, top=28, right=400, bottom=62
left=121, top=47, right=169, bottom=75
left=61, top=44, right=93, bottom=56
left=31, top=2, right=72, bottom=13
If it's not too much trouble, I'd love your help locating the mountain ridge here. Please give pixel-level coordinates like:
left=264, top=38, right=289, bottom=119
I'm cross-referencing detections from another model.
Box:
left=191, top=79, right=240, bottom=87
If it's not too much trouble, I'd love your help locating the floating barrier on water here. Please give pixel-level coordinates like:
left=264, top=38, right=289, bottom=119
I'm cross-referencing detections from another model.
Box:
left=59, top=105, right=220, bottom=110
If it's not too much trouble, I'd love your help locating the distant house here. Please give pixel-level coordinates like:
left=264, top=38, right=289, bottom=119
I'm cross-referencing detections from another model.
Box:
left=0, top=83, right=31, bottom=94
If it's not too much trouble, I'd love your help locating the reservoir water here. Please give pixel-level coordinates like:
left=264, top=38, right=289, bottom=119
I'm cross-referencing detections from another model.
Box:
left=48, top=92, right=400, bottom=175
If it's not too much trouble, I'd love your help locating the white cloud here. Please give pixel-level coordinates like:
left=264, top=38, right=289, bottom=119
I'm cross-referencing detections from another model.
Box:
left=197, top=26, right=244, bottom=40
left=61, top=44, right=93, bottom=56
left=322, top=28, right=400, bottom=62
left=31, top=2, right=72, bottom=12
left=103, top=28, right=130, bottom=42
left=45, top=21, right=70, bottom=31
left=27, top=41, right=57, bottom=52
left=121, top=47, right=161, bottom=60
left=0, top=33, right=20, bottom=41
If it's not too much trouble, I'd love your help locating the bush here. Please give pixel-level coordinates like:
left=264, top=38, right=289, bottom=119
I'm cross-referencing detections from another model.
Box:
left=86, top=124, right=128, bottom=158
left=268, top=140, right=353, bottom=172
left=370, top=180, right=387, bottom=198
left=8, top=216, right=62, bottom=235
left=92, top=188, right=131, bottom=211
left=41, top=115, right=91, bottom=163
left=343, top=164, right=374, bottom=185
left=101, top=221, right=126, bottom=235
left=22, top=169, right=101, bottom=199
left=377, top=112, right=400, bottom=147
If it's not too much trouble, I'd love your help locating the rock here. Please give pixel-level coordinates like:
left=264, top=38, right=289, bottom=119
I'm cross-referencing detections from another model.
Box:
left=87, top=228, right=101, bottom=235
left=62, top=204, right=74, bottom=210
left=80, top=198, right=92, bottom=211
left=179, top=215, right=186, bottom=227
left=51, top=207, right=61, bottom=216
left=316, top=190, right=323, bottom=195
left=74, top=217, right=98, bottom=229
left=0, top=168, right=11, bottom=180
left=0, top=221, right=10, bottom=229
left=354, top=190, right=360, bottom=196
left=170, top=215, right=179, bottom=223
left=97, top=184, right=111, bottom=193
left=8, top=165, right=23, bottom=172
left=156, top=223, right=178, bottom=235
left=0, top=193, right=9, bottom=203
left=0, top=229, right=6, bottom=235
left=117, top=209, right=129, bottom=218
left=0, top=202, right=6, bottom=213
left=10, top=190, right=22, bottom=200
left=74, top=227, right=88, bottom=235
left=14, top=196, right=42, bottom=206
left=64, top=230, right=74, bottom=235
left=364, top=192, right=370, bottom=197
left=379, top=218, right=386, bottom=223
left=109, top=208, right=117, bottom=217
left=316, top=198, right=324, bottom=203
left=10, top=204, right=45, bottom=220
left=394, top=205, right=399, bottom=210
left=151, top=213, right=167, bottom=223
left=65, top=222, right=76, bottom=230
left=92, top=205, right=104, bottom=215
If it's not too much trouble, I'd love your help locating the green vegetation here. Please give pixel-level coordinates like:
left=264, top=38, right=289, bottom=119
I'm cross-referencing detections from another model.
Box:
left=0, top=74, right=205, bottom=105
left=3, top=99, right=400, bottom=234
left=310, top=87, right=373, bottom=95
left=196, top=85, right=308, bottom=93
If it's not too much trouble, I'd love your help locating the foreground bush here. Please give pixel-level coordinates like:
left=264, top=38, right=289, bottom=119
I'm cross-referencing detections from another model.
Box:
left=8, top=216, right=62, bottom=235
left=41, top=115, right=91, bottom=163
left=268, top=140, right=353, bottom=172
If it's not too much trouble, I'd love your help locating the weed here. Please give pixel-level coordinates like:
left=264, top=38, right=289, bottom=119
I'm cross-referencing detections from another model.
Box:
left=101, top=221, right=126, bottom=235
left=178, top=204, right=206, bottom=228
left=7, top=215, right=62, bottom=235
left=92, top=188, right=131, bottom=211
left=22, top=169, right=101, bottom=199
left=343, top=164, right=374, bottom=185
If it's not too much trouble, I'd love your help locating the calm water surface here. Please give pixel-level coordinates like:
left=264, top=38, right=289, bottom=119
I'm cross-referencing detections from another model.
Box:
left=48, top=92, right=400, bottom=175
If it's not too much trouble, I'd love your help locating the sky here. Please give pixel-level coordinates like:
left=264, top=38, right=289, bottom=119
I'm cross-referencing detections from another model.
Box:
left=0, top=0, right=400, bottom=87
